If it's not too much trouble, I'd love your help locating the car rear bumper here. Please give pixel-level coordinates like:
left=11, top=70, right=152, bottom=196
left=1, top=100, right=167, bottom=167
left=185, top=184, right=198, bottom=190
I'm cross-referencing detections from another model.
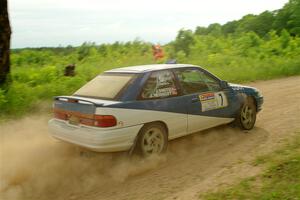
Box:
left=48, top=119, right=143, bottom=152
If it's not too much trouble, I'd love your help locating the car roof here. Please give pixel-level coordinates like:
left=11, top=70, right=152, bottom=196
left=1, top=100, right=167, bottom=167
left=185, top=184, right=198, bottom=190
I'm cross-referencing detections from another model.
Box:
left=105, top=64, right=198, bottom=73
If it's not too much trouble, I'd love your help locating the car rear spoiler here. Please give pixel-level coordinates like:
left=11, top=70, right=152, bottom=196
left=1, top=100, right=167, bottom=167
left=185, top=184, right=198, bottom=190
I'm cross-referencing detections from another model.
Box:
left=54, top=96, right=104, bottom=107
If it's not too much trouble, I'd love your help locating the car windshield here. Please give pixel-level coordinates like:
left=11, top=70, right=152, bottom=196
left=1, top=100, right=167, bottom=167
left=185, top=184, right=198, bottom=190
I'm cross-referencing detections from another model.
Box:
left=74, top=73, right=136, bottom=99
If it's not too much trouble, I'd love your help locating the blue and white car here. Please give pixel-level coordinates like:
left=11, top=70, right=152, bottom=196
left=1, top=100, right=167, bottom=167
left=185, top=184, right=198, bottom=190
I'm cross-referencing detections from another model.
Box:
left=48, top=64, right=263, bottom=156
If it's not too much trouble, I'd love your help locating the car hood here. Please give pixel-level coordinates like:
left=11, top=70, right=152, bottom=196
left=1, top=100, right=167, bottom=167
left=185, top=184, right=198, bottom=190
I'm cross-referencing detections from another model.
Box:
left=229, top=83, right=256, bottom=90
left=229, top=83, right=261, bottom=96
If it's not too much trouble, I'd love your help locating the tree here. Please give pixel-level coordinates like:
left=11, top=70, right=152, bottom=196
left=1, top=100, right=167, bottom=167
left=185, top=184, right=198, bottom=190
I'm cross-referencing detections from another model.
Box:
left=206, top=23, right=222, bottom=37
left=222, top=20, right=238, bottom=35
left=253, top=11, right=275, bottom=37
left=287, top=0, right=300, bottom=35
left=273, top=0, right=300, bottom=36
left=0, top=0, right=11, bottom=86
left=195, top=26, right=208, bottom=35
left=173, top=29, right=194, bottom=56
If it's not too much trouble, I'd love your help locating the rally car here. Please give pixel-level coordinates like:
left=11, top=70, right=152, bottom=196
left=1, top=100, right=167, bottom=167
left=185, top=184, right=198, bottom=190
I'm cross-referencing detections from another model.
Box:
left=48, top=64, right=263, bottom=156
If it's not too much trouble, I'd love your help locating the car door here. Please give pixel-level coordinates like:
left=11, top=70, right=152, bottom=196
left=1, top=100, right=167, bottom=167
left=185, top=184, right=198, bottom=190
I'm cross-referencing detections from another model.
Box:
left=134, top=69, right=188, bottom=139
left=174, top=68, right=238, bottom=134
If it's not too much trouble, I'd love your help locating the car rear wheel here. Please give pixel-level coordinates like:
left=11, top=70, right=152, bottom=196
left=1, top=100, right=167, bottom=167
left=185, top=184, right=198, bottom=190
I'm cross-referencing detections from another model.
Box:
left=135, top=123, right=168, bottom=157
left=236, top=97, right=257, bottom=130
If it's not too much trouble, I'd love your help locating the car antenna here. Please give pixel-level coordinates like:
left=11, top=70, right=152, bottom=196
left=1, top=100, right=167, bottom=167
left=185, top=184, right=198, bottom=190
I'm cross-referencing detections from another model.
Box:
left=165, top=59, right=177, bottom=64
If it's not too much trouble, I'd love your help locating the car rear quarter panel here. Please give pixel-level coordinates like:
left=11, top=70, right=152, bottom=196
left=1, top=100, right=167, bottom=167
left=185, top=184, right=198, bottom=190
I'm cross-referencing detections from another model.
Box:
left=96, top=103, right=188, bottom=139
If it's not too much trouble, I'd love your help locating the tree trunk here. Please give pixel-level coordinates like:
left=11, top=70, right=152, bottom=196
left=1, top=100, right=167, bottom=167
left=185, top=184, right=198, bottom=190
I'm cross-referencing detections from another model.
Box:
left=0, top=0, right=11, bottom=86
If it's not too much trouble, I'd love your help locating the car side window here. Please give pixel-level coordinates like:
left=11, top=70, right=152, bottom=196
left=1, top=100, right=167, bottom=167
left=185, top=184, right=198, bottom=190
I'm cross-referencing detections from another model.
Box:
left=198, top=72, right=222, bottom=92
left=140, top=70, right=178, bottom=99
left=175, top=69, right=221, bottom=94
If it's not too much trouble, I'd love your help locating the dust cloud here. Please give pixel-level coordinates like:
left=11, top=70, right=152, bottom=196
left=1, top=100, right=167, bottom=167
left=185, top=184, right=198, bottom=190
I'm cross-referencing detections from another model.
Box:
left=0, top=116, right=166, bottom=200
left=0, top=115, right=247, bottom=200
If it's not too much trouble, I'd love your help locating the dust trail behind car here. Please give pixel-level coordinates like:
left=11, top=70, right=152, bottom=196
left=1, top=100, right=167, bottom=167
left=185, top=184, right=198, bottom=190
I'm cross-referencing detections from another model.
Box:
left=0, top=116, right=167, bottom=200
left=0, top=76, right=300, bottom=200
left=0, top=114, right=267, bottom=200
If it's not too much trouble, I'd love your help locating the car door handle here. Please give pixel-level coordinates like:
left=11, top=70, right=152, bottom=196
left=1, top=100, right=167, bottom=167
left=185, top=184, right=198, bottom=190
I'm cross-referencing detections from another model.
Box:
left=191, top=97, right=199, bottom=103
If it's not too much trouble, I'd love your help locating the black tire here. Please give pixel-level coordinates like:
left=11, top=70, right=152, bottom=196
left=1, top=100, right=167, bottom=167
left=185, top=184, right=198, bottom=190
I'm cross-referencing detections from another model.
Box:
left=236, top=97, right=257, bottom=130
left=134, top=123, right=168, bottom=157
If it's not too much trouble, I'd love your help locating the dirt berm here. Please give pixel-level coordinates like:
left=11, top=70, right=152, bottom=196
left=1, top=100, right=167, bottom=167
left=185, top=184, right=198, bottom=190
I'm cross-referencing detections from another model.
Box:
left=0, top=76, right=299, bottom=200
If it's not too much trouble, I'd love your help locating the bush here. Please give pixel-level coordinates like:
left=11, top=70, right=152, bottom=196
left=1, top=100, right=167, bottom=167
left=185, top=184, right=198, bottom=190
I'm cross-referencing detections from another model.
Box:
left=2, top=28, right=300, bottom=117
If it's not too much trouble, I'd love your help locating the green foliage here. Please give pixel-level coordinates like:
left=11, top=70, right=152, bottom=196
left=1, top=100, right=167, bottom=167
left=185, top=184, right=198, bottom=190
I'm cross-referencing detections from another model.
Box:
left=2, top=0, right=300, bottom=118
left=170, top=2, right=300, bottom=81
left=194, top=0, right=300, bottom=37
left=274, top=0, right=300, bottom=35
left=0, top=89, right=7, bottom=110
left=172, top=30, right=300, bottom=83
left=4, top=82, right=38, bottom=115
left=2, top=41, right=154, bottom=116
left=173, top=29, right=195, bottom=56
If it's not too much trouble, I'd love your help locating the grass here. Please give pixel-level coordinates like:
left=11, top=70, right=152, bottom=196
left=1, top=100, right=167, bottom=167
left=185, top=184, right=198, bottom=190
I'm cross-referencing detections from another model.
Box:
left=200, top=131, right=300, bottom=200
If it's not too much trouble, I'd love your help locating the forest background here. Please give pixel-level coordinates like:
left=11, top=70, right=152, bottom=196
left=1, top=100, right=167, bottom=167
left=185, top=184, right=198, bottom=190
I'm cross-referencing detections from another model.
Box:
left=1, top=0, right=300, bottom=118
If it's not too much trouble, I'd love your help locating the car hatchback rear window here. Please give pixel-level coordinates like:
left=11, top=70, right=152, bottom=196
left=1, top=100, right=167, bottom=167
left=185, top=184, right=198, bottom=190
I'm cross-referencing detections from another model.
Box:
left=74, top=73, right=136, bottom=99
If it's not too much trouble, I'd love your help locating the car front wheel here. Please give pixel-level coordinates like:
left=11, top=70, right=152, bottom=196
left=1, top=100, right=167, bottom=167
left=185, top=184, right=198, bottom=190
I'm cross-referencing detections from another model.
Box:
left=135, top=123, right=168, bottom=157
left=236, top=97, right=257, bottom=130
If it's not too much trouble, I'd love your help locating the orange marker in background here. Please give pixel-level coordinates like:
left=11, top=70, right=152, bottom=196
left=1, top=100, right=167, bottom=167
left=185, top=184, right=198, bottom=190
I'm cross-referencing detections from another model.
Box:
left=152, top=44, right=164, bottom=61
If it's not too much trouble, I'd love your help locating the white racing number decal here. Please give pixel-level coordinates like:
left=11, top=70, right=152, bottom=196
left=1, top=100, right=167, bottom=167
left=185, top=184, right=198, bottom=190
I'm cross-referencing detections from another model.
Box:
left=199, top=92, right=228, bottom=112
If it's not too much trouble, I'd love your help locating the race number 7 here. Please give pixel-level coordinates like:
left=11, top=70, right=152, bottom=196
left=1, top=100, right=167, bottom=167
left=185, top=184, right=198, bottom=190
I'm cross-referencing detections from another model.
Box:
left=216, top=92, right=228, bottom=108
left=218, top=93, right=224, bottom=106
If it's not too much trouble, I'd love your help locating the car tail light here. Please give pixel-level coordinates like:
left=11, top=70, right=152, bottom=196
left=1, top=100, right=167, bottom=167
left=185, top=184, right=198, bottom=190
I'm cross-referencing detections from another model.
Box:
left=79, top=118, right=94, bottom=126
left=53, top=109, right=117, bottom=128
left=94, top=115, right=117, bottom=127
left=54, top=111, right=68, bottom=120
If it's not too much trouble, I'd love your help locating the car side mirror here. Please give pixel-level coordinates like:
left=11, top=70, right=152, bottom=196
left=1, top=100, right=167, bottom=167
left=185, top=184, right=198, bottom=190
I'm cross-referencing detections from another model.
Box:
left=220, top=80, right=229, bottom=89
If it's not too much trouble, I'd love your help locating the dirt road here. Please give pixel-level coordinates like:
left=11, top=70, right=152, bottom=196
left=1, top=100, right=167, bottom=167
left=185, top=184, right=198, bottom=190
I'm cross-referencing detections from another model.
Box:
left=1, top=76, right=299, bottom=200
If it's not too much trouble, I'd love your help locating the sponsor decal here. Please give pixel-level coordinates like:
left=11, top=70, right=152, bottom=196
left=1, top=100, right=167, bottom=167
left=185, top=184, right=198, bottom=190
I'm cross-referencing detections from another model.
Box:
left=199, top=92, right=215, bottom=101
left=199, top=92, right=228, bottom=112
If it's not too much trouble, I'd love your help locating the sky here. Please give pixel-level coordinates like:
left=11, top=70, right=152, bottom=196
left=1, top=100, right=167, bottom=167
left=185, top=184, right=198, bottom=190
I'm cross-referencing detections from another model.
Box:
left=9, top=0, right=289, bottom=48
